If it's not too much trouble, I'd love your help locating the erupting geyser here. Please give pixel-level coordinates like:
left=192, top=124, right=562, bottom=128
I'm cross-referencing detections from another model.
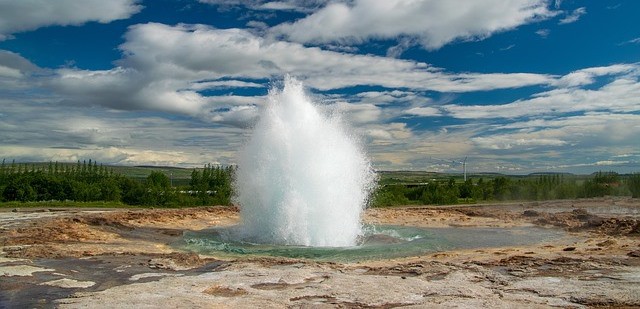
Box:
left=235, top=77, right=376, bottom=247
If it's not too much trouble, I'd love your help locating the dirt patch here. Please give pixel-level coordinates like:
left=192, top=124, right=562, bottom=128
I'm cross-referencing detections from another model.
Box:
left=0, top=207, right=239, bottom=259
left=453, top=207, right=521, bottom=221
left=202, top=285, right=248, bottom=297
left=363, top=206, right=526, bottom=228
left=530, top=208, right=640, bottom=235
left=360, top=261, right=450, bottom=278
left=1, top=199, right=639, bottom=308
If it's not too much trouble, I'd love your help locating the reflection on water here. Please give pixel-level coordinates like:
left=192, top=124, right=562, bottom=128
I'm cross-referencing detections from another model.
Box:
left=181, top=225, right=567, bottom=262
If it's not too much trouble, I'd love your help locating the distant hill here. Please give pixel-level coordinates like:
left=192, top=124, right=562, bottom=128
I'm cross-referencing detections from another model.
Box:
left=528, top=172, right=575, bottom=176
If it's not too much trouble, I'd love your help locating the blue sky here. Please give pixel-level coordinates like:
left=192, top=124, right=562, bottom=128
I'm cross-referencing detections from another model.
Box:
left=0, top=0, right=639, bottom=174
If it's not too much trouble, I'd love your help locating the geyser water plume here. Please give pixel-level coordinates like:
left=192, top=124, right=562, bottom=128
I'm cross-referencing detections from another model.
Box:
left=235, top=77, right=376, bottom=247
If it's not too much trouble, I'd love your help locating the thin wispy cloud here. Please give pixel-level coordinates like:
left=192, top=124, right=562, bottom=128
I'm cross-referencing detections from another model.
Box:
left=499, top=44, right=515, bottom=51
left=559, top=7, right=587, bottom=24
left=619, top=37, right=640, bottom=45
left=536, top=29, right=550, bottom=38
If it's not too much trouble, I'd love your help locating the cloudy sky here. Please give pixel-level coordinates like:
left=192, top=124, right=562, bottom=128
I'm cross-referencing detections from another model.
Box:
left=0, top=0, right=638, bottom=174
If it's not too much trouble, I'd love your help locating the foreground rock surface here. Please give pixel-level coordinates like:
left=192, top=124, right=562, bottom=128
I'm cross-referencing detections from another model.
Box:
left=1, top=198, right=639, bottom=308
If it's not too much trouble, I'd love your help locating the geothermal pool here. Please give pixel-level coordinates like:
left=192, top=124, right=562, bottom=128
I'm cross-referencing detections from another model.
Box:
left=181, top=225, right=566, bottom=262
left=224, top=77, right=565, bottom=261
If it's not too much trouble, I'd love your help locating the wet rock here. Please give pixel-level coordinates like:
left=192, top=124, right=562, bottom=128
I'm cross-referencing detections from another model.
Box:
left=0, top=265, right=54, bottom=277
left=147, top=252, right=208, bottom=270
left=160, top=229, right=182, bottom=236
left=40, top=278, right=95, bottom=288
left=251, top=281, right=291, bottom=290
left=361, top=234, right=405, bottom=245
left=572, top=208, right=589, bottom=216
left=523, top=210, right=540, bottom=217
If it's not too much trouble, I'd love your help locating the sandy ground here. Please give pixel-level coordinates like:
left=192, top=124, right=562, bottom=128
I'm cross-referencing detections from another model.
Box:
left=1, top=197, right=639, bottom=308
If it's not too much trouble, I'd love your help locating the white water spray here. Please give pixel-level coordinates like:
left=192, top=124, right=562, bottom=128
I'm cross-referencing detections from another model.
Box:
left=235, top=77, right=376, bottom=247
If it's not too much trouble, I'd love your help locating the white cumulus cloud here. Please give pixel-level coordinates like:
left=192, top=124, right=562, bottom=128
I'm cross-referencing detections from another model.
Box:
left=44, top=23, right=555, bottom=127
left=0, top=0, right=142, bottom=40
left=443, top=63, right=640, bottom=119
left=198, top=0, right=329, bottom=12
left=270, top=0, right=557, bottom=50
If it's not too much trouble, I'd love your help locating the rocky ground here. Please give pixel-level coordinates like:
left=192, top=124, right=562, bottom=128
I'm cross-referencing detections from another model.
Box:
left=1, top=197, right=639, bottom=308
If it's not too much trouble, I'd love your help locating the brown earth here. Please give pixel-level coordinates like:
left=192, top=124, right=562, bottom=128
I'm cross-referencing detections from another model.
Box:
left=1, top=198, right=639, bottom=308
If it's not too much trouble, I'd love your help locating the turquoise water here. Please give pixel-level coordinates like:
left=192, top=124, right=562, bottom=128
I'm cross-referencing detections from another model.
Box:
left=180, top=225, right=566, bottom=262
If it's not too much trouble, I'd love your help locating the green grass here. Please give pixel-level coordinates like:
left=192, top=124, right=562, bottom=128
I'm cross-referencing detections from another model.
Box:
left=377, top=170, right=596, bottom=186
left=377, top=170, right=506, bottom=185
left=110, top=165, right=193, bottom=179
left=0, top=200, right=135, bottom=209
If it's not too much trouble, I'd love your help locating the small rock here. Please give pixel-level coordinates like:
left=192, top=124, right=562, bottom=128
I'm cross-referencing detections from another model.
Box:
left=627, top=251, right=640, bottom=258
left=572, top=208, right=589, bottom=216
left=523, top=210, right=540, bottom=217
left=596, top=239, right=616, bottom=247
left=562, top=247, right=576, bottom=251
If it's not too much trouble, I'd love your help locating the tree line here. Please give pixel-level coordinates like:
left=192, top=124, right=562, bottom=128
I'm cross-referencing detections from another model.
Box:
left=0, top=160, right=235, bottom=207
left=2, top=160, right=638, bottom=207
left=372, top=172, right=640, bottom=207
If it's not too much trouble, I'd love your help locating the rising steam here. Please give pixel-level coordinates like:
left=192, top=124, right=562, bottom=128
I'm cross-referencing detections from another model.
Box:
left=234, top=76, right=376, bottom=247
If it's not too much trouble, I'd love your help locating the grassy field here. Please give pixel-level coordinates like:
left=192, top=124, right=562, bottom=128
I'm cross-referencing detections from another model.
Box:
left=376, top=170, right=601, bottom=185
left=109, top=165, right=193, bottom=185
left=0, top=200, right=134, bottom=209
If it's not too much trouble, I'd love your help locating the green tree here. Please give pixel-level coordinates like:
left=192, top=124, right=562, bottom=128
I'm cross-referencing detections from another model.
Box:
left=188, top=164, right=235, bottom=206
left=120, top=178, right=145, bottom=205
left=2, top=176, right=36, bottom=202
left=99, top=178, right=122, bottom=201
left=627, top=173, right=640, bottom=198
left=492, top=177, right=510, bottom=200
left=459, top=179, right=473, bottom=199
left=142, top=171, right=172, bottom=206
left=372, top=185, right=410, bottom=206
left=147, top=171, right=171, bottom=189
left=579, top=171, right=620, bottom=197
